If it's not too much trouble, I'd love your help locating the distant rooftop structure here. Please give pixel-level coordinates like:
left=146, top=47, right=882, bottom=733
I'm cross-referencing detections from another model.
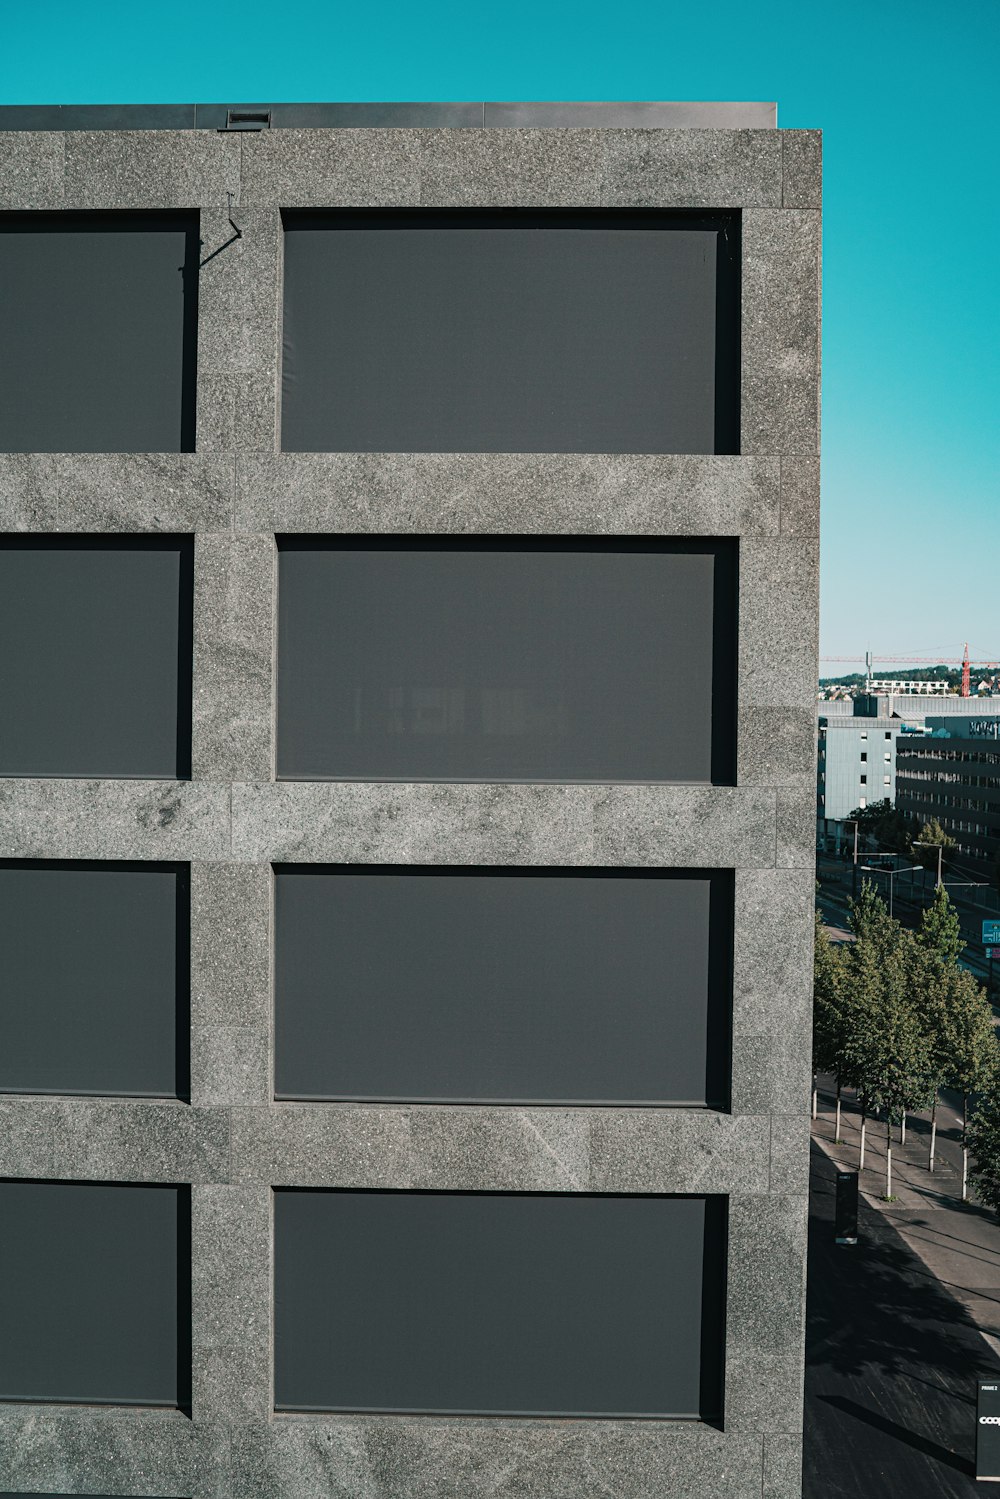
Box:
left=0, top=101, right=778, bottom=132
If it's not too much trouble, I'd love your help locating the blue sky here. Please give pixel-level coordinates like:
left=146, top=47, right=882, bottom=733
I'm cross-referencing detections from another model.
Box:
left=3, top=0, right=997, bottom=667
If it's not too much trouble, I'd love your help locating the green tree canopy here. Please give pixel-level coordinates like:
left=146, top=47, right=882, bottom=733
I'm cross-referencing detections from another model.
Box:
left=917, top=883, right=965, bottom=963
left=969, top=1077, right=1000, bottom=1216
left=813, top=909, right=848, bottom=1077
left=840, top=915, right=935, bottom=1125
left=911, top=817, right=958, bottom=874
left=846, top=799, right=913, bottom=854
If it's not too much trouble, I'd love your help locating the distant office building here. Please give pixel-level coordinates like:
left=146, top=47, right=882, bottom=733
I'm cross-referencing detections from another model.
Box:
left=853, top=693, right=1000, bottom=722
left=866, top=677, right=952, bottom=696
left=817, top=715, right=910, bottom=821
left=896, top=718, right=1000, bottom=877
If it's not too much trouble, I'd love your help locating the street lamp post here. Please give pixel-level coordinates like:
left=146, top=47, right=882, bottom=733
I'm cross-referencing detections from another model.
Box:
left=844, top=818, right=861, bottom=898
left=912, top=841, right=944, bottom=888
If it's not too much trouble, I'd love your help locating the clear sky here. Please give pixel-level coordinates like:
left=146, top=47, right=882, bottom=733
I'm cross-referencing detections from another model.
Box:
left=2, top=0, right=997, bottom=668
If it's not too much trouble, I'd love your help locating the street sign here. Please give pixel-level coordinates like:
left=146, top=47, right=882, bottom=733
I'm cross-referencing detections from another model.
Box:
left=977, top=1380, right=1000, bottom=1480
left=984, top=921, right=1000, bottom=946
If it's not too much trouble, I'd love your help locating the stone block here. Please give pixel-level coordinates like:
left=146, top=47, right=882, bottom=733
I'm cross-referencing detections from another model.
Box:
left=777, top=783, right=818, bottom=868
left=0, top=130, right=64, bottom=208
left=408, top=1107, right=590, bottom=1191
left=64, top=128, right=240, bottom=208
left=589, top=1110, right=770, bottom=1194
left=742, top=372, right=820, bottom=457
left=591, top=785, right=778, bottom=868
left=229, top=1104, right=413, bottom=1188
left=780, top=456, right=820, bottom=536
left=0, top=779, right=232, bottom=860
left=0, top=454, right=60, bottom=529
left=55, top=453, right=234, bottom=531
left=240, top=128, right=420, bottom=207
left=743, top=209, right=820, bottom=381
left=192, top=532, right=274, bottom=781
left=738, top=538, right=820, bottom=710
left=783, top=130, right=822, bottom=209
left=600, top=128, right=782, bottom=207
left=235, top=452, right=781, bottom=536
left=418, top=128, right=603, bottom=207
left=737, top=706, right=817, bottom=787
left=191, top=861, right=271, bottom=1029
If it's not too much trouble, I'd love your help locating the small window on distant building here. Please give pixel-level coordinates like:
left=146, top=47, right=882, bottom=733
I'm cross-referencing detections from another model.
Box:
left=859, top=797, right=867, bottom=807
left=885, top=732, right=892, bottom=740
left=860, top=775, right=867, bottom=785
left=861, top=732, right=868, bottom=740
left=860, top=753, right=867, bottom=763
left=884, top=775, right=891, bottom=785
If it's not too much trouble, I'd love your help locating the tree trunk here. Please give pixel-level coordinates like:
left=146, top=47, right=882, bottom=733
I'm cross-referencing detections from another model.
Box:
left=886, top=1119, right=893, bottom=1199
left=929, top=1095, right=937, bottom=1172
left=835, top=1077, right=842, bottom=1144
left=963, top=1092, right=969, bottom=1202
left=901, top=1110, right=906, bottom=1145
left=859, top=1111, right=867, bottom=1171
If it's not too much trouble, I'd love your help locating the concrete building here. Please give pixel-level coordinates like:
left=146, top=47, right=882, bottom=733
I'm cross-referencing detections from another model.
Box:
left=0, top=101, right=820, bottom=1499
left=856, top=693, right=1000, bottom=721
left=896, top=718, right=1000, bottom=879
left=817, top=715, right=912, bottom=821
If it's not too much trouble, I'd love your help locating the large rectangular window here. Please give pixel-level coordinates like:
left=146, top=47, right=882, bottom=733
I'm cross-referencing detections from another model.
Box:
left=0, top=861, right=188, bottom=1099
left=274, top=1190, right=727, bottom=1419
left=0, top=212, right=198, bottom=453
left=274, top=867, right=732, bottom=1107
left=281, top=210, right=740, bottom=454
left=0, top=1181, right=189, bottom=1408
left=276, top=539, right=737, bottom=783
left=0, top=536, right=193, bottom=779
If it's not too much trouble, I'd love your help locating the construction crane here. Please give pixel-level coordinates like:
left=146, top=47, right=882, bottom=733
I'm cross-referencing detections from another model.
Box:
left=819, top=645, right=1000, bottom=697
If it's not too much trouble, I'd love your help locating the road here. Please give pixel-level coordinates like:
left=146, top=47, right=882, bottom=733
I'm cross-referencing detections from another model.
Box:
left=804, top=1144, right=997, bottom=1496
left=816, top=857, right=998, bottom=996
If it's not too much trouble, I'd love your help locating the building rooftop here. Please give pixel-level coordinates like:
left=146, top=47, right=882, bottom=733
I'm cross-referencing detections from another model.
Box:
left=0, top=101, right=778, bottom=132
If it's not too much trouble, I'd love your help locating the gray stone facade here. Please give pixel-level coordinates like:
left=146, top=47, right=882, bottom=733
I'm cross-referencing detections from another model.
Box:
left=0, top=117, right=820, bottom=1498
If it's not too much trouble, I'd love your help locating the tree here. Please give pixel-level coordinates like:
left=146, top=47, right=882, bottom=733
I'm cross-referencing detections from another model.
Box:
left=917, top=883, right=965, bottom=963
left=916, top=884, right=964, bottom=1164
left=934, top=964, right=999, bottom=1199
left=840, top=884, right=934, bottom=1196
left=846, top=799, right=913, bottom=855
left=969, top=1076, right=1000, bottom=1216
left=910, top=817, right=958, bottom=875
left=813, top=910, right=848, bottom=1139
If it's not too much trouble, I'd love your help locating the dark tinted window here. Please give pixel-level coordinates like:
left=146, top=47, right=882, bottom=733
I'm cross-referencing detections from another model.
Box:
left=275, top=1190, right=726, bottom=1418
left=0, top=1181, right=188, bottom=1407
left=0, top=861, right=188, bottom=1098
left=281, top=210, right=739, bottom=454
left=276, top=539, right=737, bottom=783
left=0, top=212, right=198, bottom=452
left=0, top=537, right=193, bottom=778
left=274, top=867, right=731, bottom=1106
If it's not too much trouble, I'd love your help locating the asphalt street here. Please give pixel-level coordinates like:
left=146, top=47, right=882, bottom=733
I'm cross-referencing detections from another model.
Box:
left=804, top=1145, right=998, bottom=1496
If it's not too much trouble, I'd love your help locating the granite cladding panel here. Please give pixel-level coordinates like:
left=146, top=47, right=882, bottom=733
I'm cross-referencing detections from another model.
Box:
left=4, top=119, right=816, bottom=1499
left=63, top=128, right=240, bottom=208
left=0, top=454, right=233, bottom=532
left=229, top=1418, right=766, bottom=1499
left=192, top=533, right=274, bottom=783
left=230, top=782, right=778, bottom=867
left=0, top=130, right=64, bottom=209
left=235, top=453, right=780, bottom=534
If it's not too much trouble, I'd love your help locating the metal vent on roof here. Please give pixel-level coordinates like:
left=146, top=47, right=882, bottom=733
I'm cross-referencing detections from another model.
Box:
left=223, top=109, right=271, bottom=131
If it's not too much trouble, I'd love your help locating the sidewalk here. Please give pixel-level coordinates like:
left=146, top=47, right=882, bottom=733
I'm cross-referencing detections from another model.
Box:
left=812, top=1076, right=1000, bottom=1356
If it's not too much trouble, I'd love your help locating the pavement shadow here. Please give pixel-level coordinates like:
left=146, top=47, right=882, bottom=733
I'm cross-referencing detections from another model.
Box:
left=805, top=1144, right=997, bottom=1496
